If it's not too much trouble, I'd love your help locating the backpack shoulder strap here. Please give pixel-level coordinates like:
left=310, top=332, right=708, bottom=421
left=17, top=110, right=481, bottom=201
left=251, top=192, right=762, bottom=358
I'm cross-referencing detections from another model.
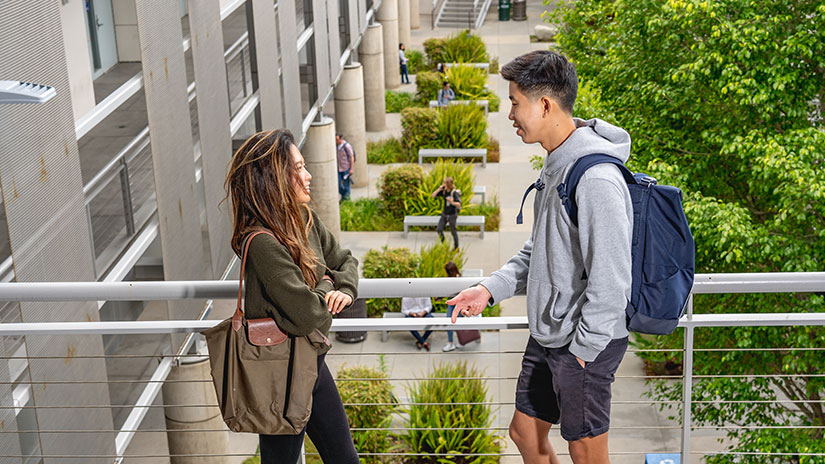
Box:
left=557, top=154, right=636, bottom=226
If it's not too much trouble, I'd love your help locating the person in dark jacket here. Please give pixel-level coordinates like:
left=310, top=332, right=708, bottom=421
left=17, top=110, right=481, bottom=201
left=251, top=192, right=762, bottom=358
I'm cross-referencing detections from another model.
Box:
left=431, top=177, right=462, bottom=249
left=225, top=129, right=360, bottom=464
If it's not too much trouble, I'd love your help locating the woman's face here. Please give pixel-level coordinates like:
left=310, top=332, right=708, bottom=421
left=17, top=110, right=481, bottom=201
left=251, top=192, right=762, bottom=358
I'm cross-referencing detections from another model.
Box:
left=289, top=144, right=312, bottom=204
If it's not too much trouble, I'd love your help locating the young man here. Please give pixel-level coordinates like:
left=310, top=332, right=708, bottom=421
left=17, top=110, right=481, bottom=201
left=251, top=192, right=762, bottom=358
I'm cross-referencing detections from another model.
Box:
left=447, top=50, right=633, bottom=463
left=335, top=134, right=355, bottom=201
left=399, top=43, right=411, bottom=84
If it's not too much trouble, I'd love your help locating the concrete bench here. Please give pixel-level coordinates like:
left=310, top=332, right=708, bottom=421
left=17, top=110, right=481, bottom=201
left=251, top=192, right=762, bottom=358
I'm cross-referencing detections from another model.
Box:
left=473, top=185, right=486, bottom=204
left=418, top=148, right=487, bottom=168
left=403, top=215, right=485, bottom=239
left=462, top=268, right=483, bottom=277
left=381, top=311, right=447, bottom=342
left=428, top=99, right=489, bottom=115
left=441, top=62, right=490, bottom=74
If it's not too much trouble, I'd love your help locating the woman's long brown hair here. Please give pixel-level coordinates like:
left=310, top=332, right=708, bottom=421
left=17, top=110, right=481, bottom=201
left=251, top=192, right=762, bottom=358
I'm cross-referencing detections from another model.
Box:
left=224, top=129, right=318, bottom=286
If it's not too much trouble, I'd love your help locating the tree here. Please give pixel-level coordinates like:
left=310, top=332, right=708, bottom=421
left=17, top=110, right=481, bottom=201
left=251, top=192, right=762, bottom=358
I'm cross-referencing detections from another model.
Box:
left=545, top=0, right=825, bottom=461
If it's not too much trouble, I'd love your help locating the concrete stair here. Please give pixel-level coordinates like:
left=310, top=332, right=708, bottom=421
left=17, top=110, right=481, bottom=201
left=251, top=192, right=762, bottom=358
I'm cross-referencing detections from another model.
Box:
left=436, top=0, right=486, bottom=28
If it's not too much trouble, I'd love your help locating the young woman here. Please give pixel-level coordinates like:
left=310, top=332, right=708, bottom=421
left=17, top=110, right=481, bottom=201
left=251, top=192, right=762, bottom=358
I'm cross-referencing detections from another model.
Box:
left=225, top=129, right=360, bottom=464
left=431, top=177, right=462, bottom=249
left=442, top=261, right=462, bottom=352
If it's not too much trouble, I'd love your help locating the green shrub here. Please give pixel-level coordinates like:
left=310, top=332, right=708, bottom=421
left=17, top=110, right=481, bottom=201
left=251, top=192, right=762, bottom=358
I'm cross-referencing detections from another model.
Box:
left=379, top=163, right=424, bottom=218
left=367, top=137, right=406, bottom=164
left=385, top=89, right=424, bottom=113
left=400, top=107, right=439, bottom=156
left=403, top=160, right=475, bottom=217
left=487, top=136, right=500, bottom=163
left=423, top=37, right=447, bottom=67
left=337, top=363, right=397, bottom=463
left=442, top=30, right=489, bottom=63
left=414, top=71, right=442, bottom=104
left=444, top=65, right=487, bottom=99
left=465, top=195, right=500, bottom=232
left=402, top=361, right=500, bottom=463
left=435, top=104, right=487, bottom=149
left=340, top=198, right=400, bottom=231
left=489, top=56, right=499, bottom=74
left=417, top=241, right=466, bottom=279
left=444, top=65, right=500, bottom=112
left=362, top=246, right=420, bottom=315
left=406, top=49, right=428, bottom=74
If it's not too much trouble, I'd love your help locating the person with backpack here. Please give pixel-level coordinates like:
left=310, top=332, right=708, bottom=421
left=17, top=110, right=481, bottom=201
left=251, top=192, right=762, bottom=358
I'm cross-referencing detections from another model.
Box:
left=335, top=134, right=355, bottom=201
left=431, top=177, right=461, bottom=249
left=447, top=50, right=635, bottom=464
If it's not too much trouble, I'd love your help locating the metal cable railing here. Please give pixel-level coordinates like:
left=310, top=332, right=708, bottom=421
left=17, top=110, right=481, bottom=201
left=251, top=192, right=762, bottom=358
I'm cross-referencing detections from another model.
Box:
left=0, top=274, right=823, bottom=462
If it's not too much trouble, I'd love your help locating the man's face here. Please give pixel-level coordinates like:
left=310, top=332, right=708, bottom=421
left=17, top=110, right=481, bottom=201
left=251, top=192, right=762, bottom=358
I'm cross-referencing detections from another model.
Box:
left=508, top=82, right=554, bottom=145
left=335, top=135, right=342, bottom=145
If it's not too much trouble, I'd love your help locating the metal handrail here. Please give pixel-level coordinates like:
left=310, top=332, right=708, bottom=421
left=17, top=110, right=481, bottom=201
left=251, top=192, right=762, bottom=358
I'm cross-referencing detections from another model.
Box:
left=2, top=272, right=825, bottom=302
left=432, top=0, right=448, bottom=28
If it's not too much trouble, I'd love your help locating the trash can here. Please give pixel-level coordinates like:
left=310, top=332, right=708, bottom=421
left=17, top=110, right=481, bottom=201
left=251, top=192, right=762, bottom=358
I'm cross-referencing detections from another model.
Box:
left=335, top=298, right=367, bottom=343
left=498, top=0, right=511, bottom=21
left=512, top=0, right=527, bottom=21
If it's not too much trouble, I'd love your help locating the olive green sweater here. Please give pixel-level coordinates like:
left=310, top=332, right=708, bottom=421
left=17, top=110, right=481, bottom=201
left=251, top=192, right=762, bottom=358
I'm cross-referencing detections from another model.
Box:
left=243, top=211, right=358, bottom=353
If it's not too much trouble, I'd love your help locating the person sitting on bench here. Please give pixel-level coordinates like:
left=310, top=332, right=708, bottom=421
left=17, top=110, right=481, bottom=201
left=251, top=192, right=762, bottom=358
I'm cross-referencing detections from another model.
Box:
left=401, top=296, right=434, bottom=351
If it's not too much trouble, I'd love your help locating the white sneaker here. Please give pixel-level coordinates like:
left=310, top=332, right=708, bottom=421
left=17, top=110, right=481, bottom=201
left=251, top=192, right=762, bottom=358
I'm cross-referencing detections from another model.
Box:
left=442, top=342, right=456, bottom=352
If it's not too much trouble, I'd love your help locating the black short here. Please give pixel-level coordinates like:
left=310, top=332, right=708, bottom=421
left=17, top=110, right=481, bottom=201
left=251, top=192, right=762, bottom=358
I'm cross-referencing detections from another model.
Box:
left=515, top=336, right=628, bottom=441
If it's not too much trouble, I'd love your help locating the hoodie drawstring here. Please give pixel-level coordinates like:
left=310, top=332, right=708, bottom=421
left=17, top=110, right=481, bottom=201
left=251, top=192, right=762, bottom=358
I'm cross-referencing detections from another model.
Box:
left=516, top=176, right=545, bottom=224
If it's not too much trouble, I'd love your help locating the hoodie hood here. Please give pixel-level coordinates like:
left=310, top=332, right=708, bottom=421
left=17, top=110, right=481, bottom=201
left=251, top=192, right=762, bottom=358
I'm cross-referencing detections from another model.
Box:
left=543, top=118, right=631, bottom=175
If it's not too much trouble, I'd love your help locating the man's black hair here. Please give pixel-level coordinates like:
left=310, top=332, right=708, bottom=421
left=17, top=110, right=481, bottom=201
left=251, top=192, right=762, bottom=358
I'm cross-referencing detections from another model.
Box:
left=442, top=81, right=449, bottom=86
left=500, top=50, right=578, bottom=114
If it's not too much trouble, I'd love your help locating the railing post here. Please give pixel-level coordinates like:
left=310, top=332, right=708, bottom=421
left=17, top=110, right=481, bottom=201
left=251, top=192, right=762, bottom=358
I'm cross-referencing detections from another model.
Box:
left=86, top=203, right=98, bottom=277
left=240, top=48, right=248, bottom=98
left=681, top=294, right=694, bottom=463
left=119, top=157, right=136, bottom=237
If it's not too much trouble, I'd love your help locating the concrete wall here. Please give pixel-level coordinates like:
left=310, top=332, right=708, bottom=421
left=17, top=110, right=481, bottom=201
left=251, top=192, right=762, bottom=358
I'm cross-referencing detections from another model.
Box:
left=60, top=0, right=95, bottom=120
left=112, top=0, right=141, bottom=62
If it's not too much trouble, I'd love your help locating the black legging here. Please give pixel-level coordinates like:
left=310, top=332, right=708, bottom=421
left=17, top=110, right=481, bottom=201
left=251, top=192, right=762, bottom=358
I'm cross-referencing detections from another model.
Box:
left=436, top=213, right=459, bottom=248
left=259, top=354, right=359, bottom=463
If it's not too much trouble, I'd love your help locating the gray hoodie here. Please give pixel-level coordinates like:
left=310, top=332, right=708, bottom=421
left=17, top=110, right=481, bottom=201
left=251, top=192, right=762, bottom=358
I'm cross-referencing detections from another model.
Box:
left=481, top=118, right=633, bottom=362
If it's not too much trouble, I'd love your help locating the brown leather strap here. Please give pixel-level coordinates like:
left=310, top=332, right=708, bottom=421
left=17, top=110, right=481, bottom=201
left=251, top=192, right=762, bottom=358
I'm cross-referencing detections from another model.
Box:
left=232, top=229, right=276, bottom=331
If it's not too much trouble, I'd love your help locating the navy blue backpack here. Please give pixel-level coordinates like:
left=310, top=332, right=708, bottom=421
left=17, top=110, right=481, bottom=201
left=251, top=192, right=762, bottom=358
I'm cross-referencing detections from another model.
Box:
left=557, top=154, right=695, bottom=335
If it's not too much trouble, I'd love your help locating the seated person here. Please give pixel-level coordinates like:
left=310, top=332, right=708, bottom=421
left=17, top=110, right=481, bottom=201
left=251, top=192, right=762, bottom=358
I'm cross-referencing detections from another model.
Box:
left=401, top=296, right=434, bottom=351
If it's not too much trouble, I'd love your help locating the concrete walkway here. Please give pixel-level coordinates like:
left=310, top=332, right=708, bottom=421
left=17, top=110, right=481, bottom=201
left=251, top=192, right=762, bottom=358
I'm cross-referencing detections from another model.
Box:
left=327, top=4, right=726, bottom=463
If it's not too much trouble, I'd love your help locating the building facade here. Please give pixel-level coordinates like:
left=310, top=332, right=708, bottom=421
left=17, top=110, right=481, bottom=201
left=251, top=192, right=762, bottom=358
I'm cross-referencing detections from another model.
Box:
left=0, top=0, right=410, bottom=460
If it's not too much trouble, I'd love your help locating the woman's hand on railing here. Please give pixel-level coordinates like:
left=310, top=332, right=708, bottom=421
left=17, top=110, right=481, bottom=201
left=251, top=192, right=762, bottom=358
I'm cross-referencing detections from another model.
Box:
left=325, top=290, right=353, bottom=315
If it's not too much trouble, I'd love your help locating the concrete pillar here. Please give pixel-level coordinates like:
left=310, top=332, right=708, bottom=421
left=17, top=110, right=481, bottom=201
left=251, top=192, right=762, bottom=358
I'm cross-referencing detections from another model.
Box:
left=334, top=64, right=368, bottom=188
left=163, top=358, right=229, bottom=464
left=376, top=0, right=400, bottom=90
left=398, top=0, right=411, bottom=50
left=358, top=23, right=387, bottom=132
left=410, top=0, right=420, bottom=29
left=304, top=116, right=341, bottom=237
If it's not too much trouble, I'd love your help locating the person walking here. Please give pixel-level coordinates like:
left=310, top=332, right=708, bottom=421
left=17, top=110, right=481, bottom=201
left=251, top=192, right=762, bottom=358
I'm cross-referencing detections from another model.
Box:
left=437, top=81, right=455, bottom=108
left=399, top=43, right=411, bottom=84
left=225, top=129, right=360, bottom=464
left=431, top=177, right=461, bottom=249
left=442, top=261, right=463, bottom=352
left=447, top=50, right=633, bottom=464
left=335, top=133, right=355, bottom=201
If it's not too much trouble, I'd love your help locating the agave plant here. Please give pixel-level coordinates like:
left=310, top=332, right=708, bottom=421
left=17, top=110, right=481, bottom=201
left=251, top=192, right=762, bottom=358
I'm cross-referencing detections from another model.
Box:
left=435, top=104, right=487, bottom=149
left=444, top=64, right=489, bottom=101
left=442, top=30, right=489, bottom=63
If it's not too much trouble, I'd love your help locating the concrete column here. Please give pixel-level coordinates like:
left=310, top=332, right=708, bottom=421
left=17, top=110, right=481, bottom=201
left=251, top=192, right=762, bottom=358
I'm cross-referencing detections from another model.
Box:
left=163, top=358, right=229, bottom=464
left=398, top=0, right=411, bottom=50
left=304, top=116, right=341, bottom=237
left=376, top=0, right=400, bottom=89
left=410, top=0, right=420, bottom=29
left=358, top=23, right=387, bottom=132
left=334, top=64, right=368, bottom=188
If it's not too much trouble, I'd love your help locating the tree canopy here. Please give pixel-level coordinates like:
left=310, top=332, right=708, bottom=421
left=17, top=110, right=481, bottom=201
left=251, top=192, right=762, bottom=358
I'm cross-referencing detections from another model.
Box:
left=546, top=0, right=825, bottom=461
